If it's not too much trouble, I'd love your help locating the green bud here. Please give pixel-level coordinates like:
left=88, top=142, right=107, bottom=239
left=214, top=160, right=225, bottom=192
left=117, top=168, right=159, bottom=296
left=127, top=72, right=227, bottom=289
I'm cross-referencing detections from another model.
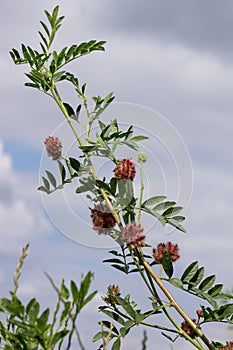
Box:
left=138, top=152, right=147, bottom=163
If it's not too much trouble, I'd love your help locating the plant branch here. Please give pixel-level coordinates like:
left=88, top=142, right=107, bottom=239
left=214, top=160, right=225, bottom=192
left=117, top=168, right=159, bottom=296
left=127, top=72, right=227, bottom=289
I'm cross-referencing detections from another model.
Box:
left=49, top=82, right=123, bottom=229
left=141, top=259, right=215, bottom=350
left=133, top=249, right=204, bottom=349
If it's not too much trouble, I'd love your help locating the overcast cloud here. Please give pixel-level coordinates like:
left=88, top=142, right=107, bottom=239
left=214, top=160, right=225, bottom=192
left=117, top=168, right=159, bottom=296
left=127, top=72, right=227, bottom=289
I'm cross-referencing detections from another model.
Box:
left=83, top=0, right=233, bottom=60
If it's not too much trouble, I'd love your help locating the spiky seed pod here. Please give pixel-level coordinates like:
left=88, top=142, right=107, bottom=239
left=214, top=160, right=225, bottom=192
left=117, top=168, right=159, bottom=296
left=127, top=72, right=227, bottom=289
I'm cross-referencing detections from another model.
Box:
left=114, top=158, right=136, bottom=181
left=120, top=223, right=145, bottom=248
left=44, top=136, right=62, bottom=160
left=152, top=242, right=180, bottom=264
left=90, top=203, right=116, bottom=234
left=180, top=319, right=198, bottom=339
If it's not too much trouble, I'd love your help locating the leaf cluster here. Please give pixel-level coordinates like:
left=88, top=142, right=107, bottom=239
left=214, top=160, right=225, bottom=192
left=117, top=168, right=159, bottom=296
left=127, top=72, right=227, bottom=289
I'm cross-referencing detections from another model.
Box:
left=103, top=248, right=138, bottom=275
left=38, top=157, right=82, bottom=194
left=93, top=292, right=161, bottom=350
left=168, top=261, right=233, bottom=324
left=81, top=119, right=148, bottom=160
left=142, top=195, right=185, bottom=232
left=9, top=6, right=106, bottom=92
left=0, top=268, right=97, bottom=350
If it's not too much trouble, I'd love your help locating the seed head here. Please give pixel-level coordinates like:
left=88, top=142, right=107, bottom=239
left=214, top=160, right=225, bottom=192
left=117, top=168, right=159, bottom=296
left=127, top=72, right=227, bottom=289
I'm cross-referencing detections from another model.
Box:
left=120, top=223, right=145, bottom=248
left=180, top=319, right=198, bottom=339
left=90, top=203, right=116, bottom=234
left=103, top=284, right=120, bottom=305
left=114, top=158, right=136, bottom=181
left=44, top=136, right=62, bottom=160
left=219, top=342, right=233, bottom=350
left=153, top=242, right=180, bottom=264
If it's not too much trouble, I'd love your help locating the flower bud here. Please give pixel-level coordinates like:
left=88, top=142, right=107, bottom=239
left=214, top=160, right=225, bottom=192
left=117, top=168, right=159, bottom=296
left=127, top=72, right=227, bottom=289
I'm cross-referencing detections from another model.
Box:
left=219, top=342, right=233, bottom=350
left=196, top=309, right=204, bottom=319
left=138, top=152, right=147, bottom=163
left=103, top=284, right=120, bottom=305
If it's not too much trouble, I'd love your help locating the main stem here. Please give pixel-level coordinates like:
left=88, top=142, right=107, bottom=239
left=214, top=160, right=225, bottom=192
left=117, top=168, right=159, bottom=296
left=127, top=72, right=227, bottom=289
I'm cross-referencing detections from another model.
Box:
left=50, top=82, right=214, bottom=350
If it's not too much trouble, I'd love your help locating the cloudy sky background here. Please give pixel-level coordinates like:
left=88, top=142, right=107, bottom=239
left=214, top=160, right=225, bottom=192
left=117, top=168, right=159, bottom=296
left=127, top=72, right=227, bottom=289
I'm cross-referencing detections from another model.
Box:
left=1, top=1, right=233, bottom=349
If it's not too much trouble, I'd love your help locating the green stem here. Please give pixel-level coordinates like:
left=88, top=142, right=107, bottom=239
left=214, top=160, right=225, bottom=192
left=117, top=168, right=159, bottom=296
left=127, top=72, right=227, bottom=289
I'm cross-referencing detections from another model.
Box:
left=50, top=83, right=123, bottom=229
left=140, top=321, right=178, bottom=334
left=146, top=269, right=204, bottom=349
left=129, top=249, right=154, bottom=296
left=84, top=99, right=91, bottom=140
left=50, top=85, right=83, bottom=147
left=136, top=162, right=144, bottom=224
left=66, top=311, right=85, bottom=350
left=44, top=273, right=62, bottom=348
left=142, top=259, right=215, bottom=350
left=133, top=249, right=204, bottom=349
left=113, top=303, right=179, bottom=339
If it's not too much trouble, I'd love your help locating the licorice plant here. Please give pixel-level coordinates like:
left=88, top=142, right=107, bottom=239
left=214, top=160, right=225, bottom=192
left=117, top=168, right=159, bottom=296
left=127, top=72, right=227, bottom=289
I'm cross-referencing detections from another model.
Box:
left=4, top=5, right=233, bottom=350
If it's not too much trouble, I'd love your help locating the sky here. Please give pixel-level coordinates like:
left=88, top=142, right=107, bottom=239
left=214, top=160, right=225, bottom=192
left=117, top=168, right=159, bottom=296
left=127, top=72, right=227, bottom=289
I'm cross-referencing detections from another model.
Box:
left=1, top=1, right=233, bottom=349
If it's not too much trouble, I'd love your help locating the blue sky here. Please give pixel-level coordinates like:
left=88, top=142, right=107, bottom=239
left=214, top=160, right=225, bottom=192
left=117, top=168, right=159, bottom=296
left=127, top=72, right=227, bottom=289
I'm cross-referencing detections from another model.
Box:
left=1, top=1, right=233, bottom=349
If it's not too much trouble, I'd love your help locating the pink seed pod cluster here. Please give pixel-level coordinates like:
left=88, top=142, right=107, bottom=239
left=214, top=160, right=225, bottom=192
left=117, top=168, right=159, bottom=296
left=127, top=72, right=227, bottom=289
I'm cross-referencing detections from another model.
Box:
left=180, top=319, right=198, bottom=339
left=90, top=203, right=116, bottom=234
left=152, top=242, right=180, bottom=264
left=44, top=136, right=62, bottom=160
left=219, top=342, right=233, bottom=350
left=120, top=223, right=146, bottom=248
left=114, top=158, right=136, bottom=181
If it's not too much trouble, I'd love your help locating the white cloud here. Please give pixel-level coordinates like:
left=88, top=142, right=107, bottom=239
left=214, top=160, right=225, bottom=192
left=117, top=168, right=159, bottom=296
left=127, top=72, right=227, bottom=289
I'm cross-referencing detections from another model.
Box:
left=0, top=141, right=50, bottom=255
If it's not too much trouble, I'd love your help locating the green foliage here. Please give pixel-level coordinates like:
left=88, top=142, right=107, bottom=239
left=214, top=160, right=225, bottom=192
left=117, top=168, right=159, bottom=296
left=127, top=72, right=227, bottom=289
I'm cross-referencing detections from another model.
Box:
left=38, top=158, right=80, bottom=194
left=167, top=261, right=233, bottom=324
left=103, top=248, right=138, bottom=274
left=162, top=250, right=173, bottom=278
left=142, top=196, right=185, bottom=232
left=93, top=291, right=160, bottom=349
left=0, top=245, right=97, bottom=350
left=180, top=261, right=223, bottom=305
left=10, top=6, right=105, bottom=94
